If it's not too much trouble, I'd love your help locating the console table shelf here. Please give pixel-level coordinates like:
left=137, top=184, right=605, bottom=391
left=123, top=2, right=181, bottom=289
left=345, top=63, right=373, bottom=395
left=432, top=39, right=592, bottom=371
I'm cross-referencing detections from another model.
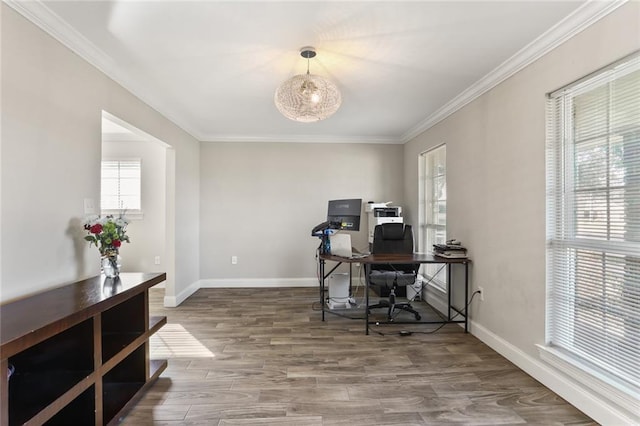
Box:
left=0, top=272, right=167, bottom=425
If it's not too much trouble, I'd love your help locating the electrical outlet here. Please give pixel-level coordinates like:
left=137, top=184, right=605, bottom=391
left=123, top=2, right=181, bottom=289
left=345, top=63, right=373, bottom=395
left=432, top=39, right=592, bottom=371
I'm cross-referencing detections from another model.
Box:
left=478, top=286, right=484, bottom=301
left=154, top=256, right=160, bottom=265
left=231, top=256, right=238, bottom=265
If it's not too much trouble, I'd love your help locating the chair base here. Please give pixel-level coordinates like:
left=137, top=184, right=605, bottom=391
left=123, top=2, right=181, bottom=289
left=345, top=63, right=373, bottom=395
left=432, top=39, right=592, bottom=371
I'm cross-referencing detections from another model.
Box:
left=368, top=293, right=422, bottom=321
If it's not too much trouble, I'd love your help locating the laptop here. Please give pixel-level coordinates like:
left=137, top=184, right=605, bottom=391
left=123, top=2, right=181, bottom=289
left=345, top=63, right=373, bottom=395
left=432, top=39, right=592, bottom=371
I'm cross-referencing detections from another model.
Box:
left=329, top=234, right=369, bottom=259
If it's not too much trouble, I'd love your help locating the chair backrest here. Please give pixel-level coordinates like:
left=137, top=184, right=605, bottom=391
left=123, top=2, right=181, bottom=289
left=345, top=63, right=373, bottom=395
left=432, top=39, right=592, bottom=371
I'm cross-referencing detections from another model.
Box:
left=371, top=223, right=417, bottom=272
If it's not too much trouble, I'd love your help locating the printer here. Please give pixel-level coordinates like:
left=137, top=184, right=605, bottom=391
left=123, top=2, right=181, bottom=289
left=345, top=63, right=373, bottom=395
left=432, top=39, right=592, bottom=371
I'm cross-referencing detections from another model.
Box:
left=365, top=202, right=403, bottom=244
left=372, top=206, right=402, bottom=217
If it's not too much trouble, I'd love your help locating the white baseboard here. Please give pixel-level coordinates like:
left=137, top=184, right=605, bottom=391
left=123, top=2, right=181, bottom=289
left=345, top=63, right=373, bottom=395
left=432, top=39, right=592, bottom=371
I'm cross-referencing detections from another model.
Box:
left=163, top=277, right=320, bottom=307
left=470, top=320, right=638, bottom=425
left=163, top=279, right=200, bottom=307
left=199, top=278, right=318, bottom=288
left=537, top=345, right=639, bottom=420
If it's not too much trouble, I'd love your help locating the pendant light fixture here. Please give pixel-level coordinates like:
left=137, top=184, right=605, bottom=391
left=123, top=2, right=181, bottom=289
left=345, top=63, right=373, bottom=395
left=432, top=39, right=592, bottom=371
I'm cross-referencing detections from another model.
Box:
left=274, top=47, right=342, bottom=122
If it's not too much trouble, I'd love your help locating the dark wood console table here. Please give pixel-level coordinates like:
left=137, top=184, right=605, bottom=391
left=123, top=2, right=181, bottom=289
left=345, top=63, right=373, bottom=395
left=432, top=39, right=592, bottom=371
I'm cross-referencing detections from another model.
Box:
left=0, top=272, right=167, bottom=425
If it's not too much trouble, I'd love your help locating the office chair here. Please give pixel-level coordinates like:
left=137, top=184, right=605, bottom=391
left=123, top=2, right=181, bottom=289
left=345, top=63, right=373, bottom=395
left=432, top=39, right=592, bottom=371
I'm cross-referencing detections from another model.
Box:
left=367, top=223, right=422, bottom=321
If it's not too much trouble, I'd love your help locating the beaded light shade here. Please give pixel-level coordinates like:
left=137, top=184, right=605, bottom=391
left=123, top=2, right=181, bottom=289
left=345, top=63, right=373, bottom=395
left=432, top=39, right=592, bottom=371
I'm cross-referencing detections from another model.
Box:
left=274, top=47, right=342, bottom=122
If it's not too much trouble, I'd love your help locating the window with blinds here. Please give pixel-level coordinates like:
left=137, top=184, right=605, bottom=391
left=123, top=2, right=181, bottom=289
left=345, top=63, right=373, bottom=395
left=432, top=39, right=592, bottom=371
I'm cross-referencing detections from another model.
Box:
left=101, top=159, right=142, bottom=212
left=419, top=145, right=447, bottom=291
left=546, top=52, right=640, bottom=394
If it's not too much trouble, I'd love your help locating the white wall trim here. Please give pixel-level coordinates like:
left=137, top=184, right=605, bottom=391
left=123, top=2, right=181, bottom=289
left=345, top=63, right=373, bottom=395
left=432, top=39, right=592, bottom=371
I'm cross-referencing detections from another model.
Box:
left=200, top=135, right=402, bottom=144
left=4, top=0, right=199, bottom=142
left=163, top=279, right=200, bottom=308
left=400, top=0, right=627, bottom=143
left=3, top=0, right=114, bottom=70
left=4, top=0, right=626, bottom=145
left=200, top=278, right=318, bottom=288
left=163, top=277, right=320, bottom=305
left=471, top=320, right=639, bottom=425
left=537, top=345, right=639, bottom=419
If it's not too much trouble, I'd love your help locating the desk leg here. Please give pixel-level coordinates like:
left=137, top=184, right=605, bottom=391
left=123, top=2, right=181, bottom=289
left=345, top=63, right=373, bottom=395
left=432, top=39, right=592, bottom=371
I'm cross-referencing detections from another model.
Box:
left=364, top=263, right=370, bottom=335
left=447, top=263, right=452, bottom=321
left=464, top=262, right=469, bottom=333
left=349, top=263, right=353, bottom=297
left=320, top=258, right=325, bottom=321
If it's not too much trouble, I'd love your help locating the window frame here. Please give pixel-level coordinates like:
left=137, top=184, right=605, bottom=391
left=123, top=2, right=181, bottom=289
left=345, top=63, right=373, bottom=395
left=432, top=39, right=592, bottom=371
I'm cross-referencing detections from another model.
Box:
left=544, top=51, right=640, bottom=406
left=419, top=144, right=447, bottom=292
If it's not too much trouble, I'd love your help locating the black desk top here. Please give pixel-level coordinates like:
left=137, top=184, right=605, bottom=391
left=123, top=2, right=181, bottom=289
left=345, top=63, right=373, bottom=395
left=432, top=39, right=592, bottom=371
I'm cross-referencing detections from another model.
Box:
left=319, top=253, right=469, bottom=264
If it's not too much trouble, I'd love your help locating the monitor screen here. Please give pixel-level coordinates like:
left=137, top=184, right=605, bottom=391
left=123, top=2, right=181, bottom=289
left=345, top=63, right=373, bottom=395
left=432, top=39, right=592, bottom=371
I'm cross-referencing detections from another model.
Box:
left=327, top=198, right=362, bottom=231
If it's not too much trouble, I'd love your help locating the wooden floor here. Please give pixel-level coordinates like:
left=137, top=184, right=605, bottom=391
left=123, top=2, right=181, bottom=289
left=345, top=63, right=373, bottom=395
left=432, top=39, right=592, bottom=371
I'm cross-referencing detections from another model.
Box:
left=122, top=287, right=595, bottom=425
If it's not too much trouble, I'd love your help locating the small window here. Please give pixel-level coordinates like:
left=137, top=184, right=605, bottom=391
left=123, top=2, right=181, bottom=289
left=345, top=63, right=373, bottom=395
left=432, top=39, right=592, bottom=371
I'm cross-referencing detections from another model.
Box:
left=101, top=159, right=142, bottom=215
left=419, top=145, right=447, bottom=291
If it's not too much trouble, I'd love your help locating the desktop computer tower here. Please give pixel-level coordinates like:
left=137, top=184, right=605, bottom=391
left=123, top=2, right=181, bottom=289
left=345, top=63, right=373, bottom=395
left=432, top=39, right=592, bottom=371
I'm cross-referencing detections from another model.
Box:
left=327, top=273, right=352, bottom=309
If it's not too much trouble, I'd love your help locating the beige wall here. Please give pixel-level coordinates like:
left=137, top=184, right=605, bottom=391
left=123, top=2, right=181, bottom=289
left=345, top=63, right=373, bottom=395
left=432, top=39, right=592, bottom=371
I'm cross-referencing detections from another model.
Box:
left=200, top=142, right=404, bottom=282
left=0, top=5, right=200, bottom=302
left=403, top=3, right=639, bottom=423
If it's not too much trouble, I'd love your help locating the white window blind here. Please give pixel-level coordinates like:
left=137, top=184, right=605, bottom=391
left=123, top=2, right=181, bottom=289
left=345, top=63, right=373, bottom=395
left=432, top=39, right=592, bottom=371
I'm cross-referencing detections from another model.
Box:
left=546, top=52, right=640, bottom=393
left=419, top=145, right=447, bottom=290
left=101, top=159, right=141, bottom=211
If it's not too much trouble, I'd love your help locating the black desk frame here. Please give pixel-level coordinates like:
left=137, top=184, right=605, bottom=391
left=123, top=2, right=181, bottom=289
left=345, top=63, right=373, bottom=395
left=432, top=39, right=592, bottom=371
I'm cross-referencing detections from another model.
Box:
left=318, top=253, right=470, bottom=335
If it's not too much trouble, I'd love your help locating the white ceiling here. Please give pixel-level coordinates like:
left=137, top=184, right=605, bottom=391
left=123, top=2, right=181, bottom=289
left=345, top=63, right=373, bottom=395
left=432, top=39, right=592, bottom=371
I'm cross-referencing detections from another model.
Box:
left=7, top=1, right=624, bottom=143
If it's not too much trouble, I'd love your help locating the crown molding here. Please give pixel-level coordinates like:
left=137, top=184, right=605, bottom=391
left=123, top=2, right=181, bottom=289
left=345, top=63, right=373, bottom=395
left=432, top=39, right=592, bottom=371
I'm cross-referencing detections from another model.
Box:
left=5, top=0, right=626, bottom=145
left=3, top=0, right=115, bottom=68
left=200, top=134, right=403, bottom=144
left=4, top=0, right=397, bottom=144
left=401, top=0, right=628, bottom=143
left=3, top=0, right=202, bottom=142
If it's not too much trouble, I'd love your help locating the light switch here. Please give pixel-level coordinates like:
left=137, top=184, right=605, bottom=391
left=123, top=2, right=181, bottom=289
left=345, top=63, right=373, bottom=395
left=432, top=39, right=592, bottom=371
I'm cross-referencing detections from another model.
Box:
left=84, top=198, right=96, bottom=214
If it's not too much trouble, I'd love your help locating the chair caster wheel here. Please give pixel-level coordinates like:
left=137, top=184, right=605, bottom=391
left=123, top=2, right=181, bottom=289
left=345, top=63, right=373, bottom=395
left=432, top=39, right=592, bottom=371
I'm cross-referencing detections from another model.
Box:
left=415, top=314, right=421, bottom=320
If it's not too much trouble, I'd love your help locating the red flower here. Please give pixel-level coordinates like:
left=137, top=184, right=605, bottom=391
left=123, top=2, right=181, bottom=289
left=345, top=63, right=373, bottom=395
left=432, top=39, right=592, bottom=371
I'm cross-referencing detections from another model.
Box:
left=113, top=240, right=122, bottom=248
left=90, top=224, right=103, bottom=234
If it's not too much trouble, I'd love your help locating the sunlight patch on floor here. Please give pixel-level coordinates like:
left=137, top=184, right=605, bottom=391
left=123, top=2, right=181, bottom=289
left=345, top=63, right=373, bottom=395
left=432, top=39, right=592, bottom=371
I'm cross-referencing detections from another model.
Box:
left=150, top=323, right=215, bottom=358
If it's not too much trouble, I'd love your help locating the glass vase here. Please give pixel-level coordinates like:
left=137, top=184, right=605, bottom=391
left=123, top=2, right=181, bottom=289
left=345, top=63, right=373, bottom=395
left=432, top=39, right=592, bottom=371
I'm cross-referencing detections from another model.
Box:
left=101, top=254, right=121, bottom=278
left=102, top=276, right=122, bottom=297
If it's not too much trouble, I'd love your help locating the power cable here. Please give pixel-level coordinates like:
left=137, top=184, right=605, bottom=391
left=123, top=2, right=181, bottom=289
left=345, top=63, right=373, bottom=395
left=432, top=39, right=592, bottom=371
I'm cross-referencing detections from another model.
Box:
left=374, top=290, right=481, bottom=336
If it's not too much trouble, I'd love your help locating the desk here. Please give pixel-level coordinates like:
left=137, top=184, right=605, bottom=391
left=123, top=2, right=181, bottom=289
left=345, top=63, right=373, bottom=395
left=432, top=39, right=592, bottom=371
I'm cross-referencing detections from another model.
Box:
left=318, top=253, right=470, bottom=335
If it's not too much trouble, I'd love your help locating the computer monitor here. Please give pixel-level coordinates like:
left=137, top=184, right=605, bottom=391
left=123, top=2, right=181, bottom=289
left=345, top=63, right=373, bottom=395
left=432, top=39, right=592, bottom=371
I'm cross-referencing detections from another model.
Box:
left=327, top=198, right=362, bottom=231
